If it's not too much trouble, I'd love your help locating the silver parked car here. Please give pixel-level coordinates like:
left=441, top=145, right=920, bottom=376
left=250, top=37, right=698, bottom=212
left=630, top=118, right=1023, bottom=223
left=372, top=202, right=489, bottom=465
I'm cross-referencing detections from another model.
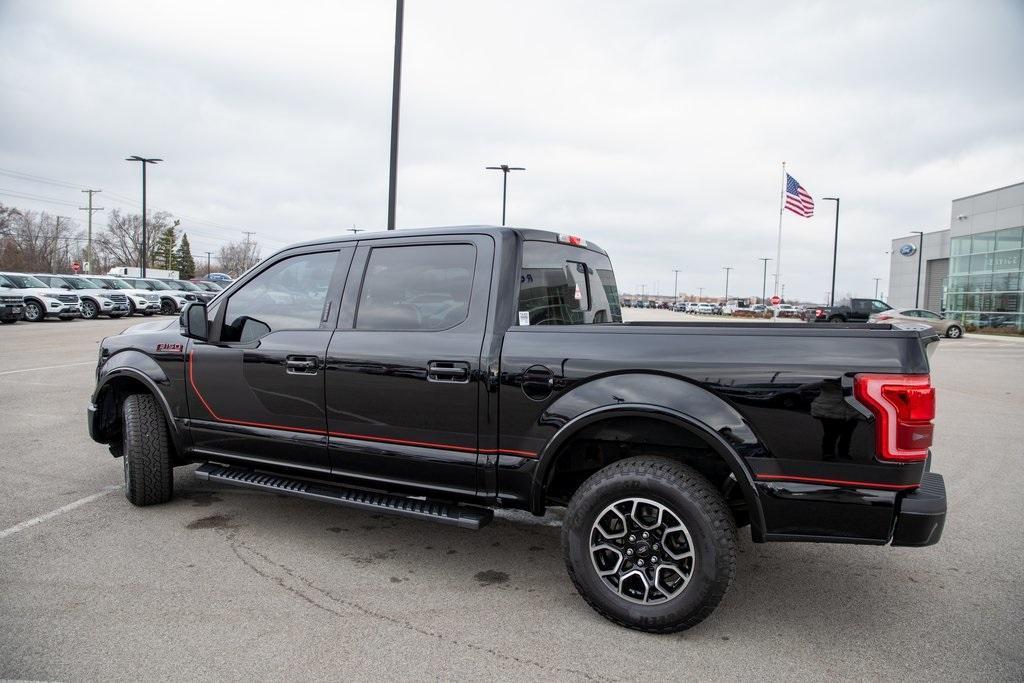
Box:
left=869, top=308, right=964, bottom=338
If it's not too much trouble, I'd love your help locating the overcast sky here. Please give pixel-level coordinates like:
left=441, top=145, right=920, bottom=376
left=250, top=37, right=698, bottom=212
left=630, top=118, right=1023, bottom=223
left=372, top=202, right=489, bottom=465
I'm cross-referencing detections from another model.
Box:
left=1, top=1, right=1022, bottom=300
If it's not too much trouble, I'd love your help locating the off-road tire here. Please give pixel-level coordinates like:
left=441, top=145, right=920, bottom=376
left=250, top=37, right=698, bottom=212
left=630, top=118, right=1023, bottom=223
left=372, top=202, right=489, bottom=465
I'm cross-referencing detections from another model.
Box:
left=121, top=392, right=173, bottom=506
left=562, top=456, right=737, bottom=633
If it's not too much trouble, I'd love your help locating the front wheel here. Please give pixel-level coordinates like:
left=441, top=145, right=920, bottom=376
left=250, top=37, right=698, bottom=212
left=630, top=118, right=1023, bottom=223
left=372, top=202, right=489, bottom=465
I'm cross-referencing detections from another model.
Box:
left=160, top=299, right=176, bottom=316
left=22, top=300, right=45, bottom=322
left=121, top=393, right=173, bottom=506
left=946, top=325, right=963, bottom=339
left=81, top=299, right=99, bottom=319
left=562, top=456, right=737, bottom=633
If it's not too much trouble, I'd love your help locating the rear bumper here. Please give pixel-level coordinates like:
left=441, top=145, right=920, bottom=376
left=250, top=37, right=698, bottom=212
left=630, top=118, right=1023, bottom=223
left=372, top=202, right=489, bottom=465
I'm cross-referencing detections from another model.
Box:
left=891, top=472, right=946, bottom=546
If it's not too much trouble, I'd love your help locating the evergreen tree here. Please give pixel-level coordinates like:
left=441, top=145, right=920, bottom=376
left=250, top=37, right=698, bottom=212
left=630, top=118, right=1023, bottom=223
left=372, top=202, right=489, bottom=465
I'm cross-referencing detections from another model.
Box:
left=158, top=224, right=178, bottom=270
left=177, top=233, right=196, bottom=278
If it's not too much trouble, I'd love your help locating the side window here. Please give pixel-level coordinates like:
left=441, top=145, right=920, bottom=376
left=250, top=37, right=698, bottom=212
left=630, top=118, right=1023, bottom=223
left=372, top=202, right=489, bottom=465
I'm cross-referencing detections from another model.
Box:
left=870, top=300, right=890, bottom=313
left=222, top=251, right=338, bottom=342
left=355, top=244, right=476, bottom=331
left=517, top=241, right=622, bottom=325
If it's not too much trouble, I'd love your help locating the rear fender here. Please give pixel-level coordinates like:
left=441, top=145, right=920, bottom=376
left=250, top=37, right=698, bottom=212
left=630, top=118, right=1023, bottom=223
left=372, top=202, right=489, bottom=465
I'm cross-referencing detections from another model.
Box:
left=531, top=372, right=768, bottom=539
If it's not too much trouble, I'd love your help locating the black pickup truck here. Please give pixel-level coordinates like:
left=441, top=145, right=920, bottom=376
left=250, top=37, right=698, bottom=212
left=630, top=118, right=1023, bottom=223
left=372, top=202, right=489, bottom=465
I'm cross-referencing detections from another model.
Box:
left=88, top=226, right=946, bottom=633
left=807, top=297, right=893, bottom=323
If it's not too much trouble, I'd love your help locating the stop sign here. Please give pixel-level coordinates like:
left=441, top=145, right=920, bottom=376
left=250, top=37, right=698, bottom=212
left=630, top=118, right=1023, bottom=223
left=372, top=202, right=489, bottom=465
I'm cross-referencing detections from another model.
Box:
left=770, top=295, right=781, bottom=305
left=71, top=261, right=81, bottom=273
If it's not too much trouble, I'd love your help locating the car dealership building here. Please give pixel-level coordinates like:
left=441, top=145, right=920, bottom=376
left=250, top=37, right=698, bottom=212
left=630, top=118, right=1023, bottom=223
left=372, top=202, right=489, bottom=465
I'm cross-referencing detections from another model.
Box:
left=888, top=181, right=1024, bottom=331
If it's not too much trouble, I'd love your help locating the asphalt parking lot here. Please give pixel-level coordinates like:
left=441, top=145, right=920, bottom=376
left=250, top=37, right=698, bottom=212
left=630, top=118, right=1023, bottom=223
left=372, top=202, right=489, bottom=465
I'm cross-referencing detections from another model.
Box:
left=1, top=315, right=1022, bottom=681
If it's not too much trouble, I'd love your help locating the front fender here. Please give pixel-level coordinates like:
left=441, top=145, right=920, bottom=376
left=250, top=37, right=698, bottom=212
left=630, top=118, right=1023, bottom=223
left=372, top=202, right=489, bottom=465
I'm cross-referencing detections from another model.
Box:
left=529, top=372, right=769, bottom=537
left=91, top=350, right=182, bottom=453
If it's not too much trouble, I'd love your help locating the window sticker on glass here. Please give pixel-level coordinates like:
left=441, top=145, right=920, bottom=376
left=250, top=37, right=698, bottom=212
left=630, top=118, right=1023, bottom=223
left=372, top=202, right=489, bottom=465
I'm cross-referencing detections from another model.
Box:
left=518, top=311, right=531, bottom=326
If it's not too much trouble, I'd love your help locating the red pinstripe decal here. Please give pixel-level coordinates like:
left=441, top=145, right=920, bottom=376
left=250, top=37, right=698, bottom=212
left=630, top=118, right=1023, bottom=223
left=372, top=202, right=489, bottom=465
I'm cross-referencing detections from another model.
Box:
left=755, top=474, right=918, bottom=491
left=188, top=351, right=536, bottom=458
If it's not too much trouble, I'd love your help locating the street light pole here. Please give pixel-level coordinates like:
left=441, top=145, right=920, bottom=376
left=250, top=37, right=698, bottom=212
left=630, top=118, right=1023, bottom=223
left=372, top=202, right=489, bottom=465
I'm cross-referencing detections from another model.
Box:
left=673, top=269, right=680, bottom=300
left=874, top=277, right=881, bottom=299
left=822, top=197, right=840, bottom=307
left=125, top=156, right=162, bottom=277
left=722, top=266, right=732, bottom=303
left=386, top=0, right=404, bottom=230
left=911, top=230, right=925, bottom=307
left=698, top=287, right=704, bottom=302
left=485, top=164, right=525, bottom=226
left=758, top=258, right=772, bottom=306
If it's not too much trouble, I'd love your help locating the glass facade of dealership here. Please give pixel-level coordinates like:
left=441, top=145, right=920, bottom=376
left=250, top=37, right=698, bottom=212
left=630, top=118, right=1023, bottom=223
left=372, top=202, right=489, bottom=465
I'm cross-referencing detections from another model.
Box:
left=946, top=226, right=1023, bottom=331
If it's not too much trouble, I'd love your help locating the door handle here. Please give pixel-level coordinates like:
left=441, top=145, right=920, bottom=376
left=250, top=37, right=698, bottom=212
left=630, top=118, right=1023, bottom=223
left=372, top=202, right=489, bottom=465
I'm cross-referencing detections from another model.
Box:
left=285, top=356, right=319, bottom=375
left=427, top=361, right=470, bottom=383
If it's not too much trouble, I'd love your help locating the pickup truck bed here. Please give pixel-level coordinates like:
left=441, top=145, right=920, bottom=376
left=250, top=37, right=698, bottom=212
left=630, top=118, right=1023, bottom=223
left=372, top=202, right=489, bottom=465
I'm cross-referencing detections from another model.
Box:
left=88, top=225, right=946, bottom=633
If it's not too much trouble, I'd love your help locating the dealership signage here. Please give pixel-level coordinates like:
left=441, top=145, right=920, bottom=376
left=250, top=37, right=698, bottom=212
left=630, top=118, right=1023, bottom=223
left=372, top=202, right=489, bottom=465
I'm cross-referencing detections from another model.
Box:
left=899, top=243, right=917, bottom=257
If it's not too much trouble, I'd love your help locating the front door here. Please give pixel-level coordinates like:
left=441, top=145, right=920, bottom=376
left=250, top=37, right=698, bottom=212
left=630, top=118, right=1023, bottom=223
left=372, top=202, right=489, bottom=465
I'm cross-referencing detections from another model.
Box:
left=187, top=248, right=351, bottom=474
left=325, top=235, right=494, bottom=497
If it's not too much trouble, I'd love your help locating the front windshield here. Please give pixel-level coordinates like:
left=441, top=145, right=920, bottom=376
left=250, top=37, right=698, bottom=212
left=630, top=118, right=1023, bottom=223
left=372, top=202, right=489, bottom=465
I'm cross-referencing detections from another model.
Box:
left=200, top=281, right=223, bottom=291
left=5, top=274, right=48, bottom=288
left=173, top=280, right=201, bottom=291
left=89, top=277, right=131, bottom=290
left=146, top=279, right=173, bottom=290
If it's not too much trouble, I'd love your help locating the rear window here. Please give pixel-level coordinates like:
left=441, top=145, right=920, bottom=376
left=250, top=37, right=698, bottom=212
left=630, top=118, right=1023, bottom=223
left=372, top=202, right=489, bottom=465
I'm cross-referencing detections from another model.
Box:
left=517, top=241, right=622, bottom=325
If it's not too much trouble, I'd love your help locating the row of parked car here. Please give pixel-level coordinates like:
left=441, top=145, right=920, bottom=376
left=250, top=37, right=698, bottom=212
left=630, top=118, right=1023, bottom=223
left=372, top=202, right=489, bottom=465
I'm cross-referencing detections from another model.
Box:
left=0, top=271, right=231, bottom=324
left=622, top=299, right=809, bottom=317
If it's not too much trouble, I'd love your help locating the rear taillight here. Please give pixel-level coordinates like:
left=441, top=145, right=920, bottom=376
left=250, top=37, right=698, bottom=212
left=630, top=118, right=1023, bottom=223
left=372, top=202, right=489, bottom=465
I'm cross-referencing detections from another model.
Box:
left=854, top=374, right=935, bottom=462
left=815, top=308, right=823, bottom=316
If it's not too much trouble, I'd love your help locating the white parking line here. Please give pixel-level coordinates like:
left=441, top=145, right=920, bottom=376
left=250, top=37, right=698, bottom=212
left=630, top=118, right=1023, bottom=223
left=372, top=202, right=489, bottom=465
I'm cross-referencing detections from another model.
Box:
left=0, top=485, right=121, bottom=540
left=0, top=361, right=94, bottom=376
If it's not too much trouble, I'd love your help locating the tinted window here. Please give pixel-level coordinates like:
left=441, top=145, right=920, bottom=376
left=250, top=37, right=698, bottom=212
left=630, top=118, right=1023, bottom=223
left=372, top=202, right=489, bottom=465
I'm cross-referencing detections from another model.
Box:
left=517, top=241, right=622, bottom=325
left=355, top=244, right=475, bottom=331
left=223, top=251, right=338, bottom=342
left=870, top=300, right=890, bottom=313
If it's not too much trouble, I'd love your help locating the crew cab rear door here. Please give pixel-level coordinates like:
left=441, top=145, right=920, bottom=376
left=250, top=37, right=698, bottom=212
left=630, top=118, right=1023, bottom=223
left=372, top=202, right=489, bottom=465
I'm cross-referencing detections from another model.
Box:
left=186, top=246, right=353, bottom=472
left=324, top=234, right=494, bottom=497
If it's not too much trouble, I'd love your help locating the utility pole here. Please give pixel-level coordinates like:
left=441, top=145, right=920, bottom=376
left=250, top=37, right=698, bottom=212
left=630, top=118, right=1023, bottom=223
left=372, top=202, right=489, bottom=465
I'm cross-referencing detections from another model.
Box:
left=673, top=269, right=680, bottom=300
left=125, top=156, right=161, bottom=276
left=79, top=190, right=103, bottom=274
left=698, top=287, right=704, bottom=302
left=348, top=226, right=364, bottom=234
left=911, top=231, right=925, bottom=307
left=874, top=277, right=881, bottom=299
left=386, top=0, right=404, bottom=230
left=758, top=258, right=772, bottom=306
left=822, top=197, right=840, bottom=306
left=722, top=266, right=733, bottom=303
left=205, top=251, right=212, bottom=276
left=640, top=284, right=647, bottom=301
left=485, top=164, right=526, bottom=225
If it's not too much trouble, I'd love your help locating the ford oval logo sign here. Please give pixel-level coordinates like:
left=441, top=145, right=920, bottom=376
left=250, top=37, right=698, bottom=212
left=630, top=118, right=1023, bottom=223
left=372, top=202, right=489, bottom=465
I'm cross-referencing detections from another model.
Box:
left=899, top=243, right=917, bottom=257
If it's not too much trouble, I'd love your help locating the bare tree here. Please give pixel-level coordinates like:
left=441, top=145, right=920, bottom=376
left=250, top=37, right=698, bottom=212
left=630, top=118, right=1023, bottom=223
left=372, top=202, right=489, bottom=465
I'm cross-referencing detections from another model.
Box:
left=95, top=208, right=177, bottom=269
left=0, top=204, right=84, bottom=272
left=217, top=239, right=261, bottom=277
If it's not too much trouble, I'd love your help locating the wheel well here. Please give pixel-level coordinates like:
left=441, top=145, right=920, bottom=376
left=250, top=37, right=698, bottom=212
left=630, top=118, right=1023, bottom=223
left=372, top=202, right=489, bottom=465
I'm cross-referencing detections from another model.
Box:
left=94, top=377, right=179, bottom=461
left=543, top=416, right=752, bottom=527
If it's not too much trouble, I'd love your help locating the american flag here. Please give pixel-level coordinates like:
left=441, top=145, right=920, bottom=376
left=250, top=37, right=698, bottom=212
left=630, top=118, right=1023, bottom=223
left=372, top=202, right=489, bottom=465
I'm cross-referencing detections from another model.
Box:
left=784, top=173, right=814, bottom=217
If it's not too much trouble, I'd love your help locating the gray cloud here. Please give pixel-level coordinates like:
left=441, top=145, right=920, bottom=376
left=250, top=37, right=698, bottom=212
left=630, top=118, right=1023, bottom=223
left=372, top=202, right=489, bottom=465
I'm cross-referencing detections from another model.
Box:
left=1, top=0, right=1021, bottom=300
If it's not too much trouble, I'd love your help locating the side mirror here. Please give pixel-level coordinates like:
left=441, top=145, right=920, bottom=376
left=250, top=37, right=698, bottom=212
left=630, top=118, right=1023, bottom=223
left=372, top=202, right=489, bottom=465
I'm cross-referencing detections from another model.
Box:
left=180, top=302, right=209, bottom=341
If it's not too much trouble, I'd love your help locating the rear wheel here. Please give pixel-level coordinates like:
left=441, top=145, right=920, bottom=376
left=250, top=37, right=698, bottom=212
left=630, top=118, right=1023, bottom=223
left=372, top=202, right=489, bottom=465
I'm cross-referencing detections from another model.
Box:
left=828, top=315, right=844, bottom=323
left=81, top=299, right=99, bottom=319
left=22, top=300, right=45, bottom=322
left=121, top=393, right=173, bottom=506
left=160, top=299, right=176, bottom=315
left=946, top=325, right=963, bottom=339
left=562, top=456, right=737, bottom=633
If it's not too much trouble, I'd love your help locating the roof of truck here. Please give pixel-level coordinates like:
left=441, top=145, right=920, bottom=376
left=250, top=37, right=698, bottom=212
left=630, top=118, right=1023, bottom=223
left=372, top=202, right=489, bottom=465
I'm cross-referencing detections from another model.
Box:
left=285, top=225, right=609, bottom=256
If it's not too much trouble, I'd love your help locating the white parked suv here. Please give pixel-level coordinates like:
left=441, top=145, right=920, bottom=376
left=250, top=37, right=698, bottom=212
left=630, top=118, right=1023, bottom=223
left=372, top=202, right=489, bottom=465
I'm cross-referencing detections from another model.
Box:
left=34, top=274, right=131, bottom=320
left=695, top=302, right=716, bottom=314
left=0, top=272, right=81, bottom=322
left=121, top=277, right=200, bottom=315
left=83, top=275, right=161, bottom=316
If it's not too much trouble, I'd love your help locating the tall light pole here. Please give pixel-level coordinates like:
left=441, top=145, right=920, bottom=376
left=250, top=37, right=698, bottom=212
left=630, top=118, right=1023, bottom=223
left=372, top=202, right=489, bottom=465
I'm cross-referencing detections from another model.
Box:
left=698, top=287, right=704, bottom=302
left=822, top=197, right=840, bottom=307
left=485, top=164, right=525, bottom=226
left=386, top=0, right=404, bottom=230
left=640, top=284, right=647, bottom=301
left=125, top=156, right=161, bottom=277
left=874, top=277, right=881, bottom=299
left=79, top=189, right=103, bottom=274
left=673, top=268, right=680, bottom=300
left=758, top=258, right=772, bottom=306
left=911, top=230, right=925, bottom=307
left=722, top=266, right=732, bottom=303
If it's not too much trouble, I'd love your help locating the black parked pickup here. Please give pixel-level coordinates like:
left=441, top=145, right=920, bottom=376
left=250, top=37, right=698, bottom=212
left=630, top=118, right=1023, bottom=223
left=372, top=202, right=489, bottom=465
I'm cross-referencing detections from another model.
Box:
left=88, top=226, right=947, bottom=633
left=807, top=297, right=893, bottom=323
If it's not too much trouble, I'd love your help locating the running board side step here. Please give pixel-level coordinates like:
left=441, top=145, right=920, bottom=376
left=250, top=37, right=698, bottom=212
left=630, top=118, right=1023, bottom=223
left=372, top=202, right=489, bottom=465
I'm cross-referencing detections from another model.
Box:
left=194, top=463, right=493, bottom=530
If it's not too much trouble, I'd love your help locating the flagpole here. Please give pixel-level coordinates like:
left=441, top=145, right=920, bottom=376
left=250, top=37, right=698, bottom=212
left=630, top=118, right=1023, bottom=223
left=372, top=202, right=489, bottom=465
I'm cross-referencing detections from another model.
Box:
left=774, top=161, right=785, bottom=297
